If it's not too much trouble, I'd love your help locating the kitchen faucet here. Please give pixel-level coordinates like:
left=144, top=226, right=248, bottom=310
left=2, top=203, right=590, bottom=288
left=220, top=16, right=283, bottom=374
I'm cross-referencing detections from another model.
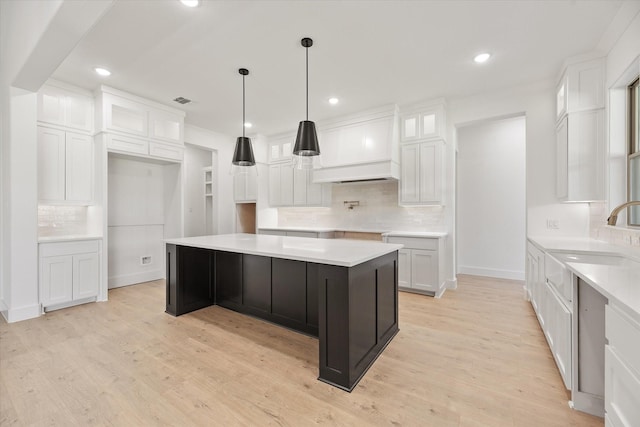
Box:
left=606, top=201, right=640, bottom=225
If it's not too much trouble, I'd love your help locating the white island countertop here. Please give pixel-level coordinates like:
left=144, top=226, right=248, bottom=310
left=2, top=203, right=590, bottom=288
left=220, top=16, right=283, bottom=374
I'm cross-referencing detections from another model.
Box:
left=165, top=233, right=403, bottom=267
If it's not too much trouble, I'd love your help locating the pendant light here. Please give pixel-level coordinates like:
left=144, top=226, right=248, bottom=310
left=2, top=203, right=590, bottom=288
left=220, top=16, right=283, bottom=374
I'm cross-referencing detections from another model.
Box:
left=231, top=68, right=255, bottom=174
left=292, top=37, right=321, bottom=170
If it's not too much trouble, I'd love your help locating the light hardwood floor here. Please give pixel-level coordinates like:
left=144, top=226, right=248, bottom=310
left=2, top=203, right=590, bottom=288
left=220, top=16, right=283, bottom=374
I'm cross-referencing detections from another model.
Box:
left=0, top=275, right=603, bottom=426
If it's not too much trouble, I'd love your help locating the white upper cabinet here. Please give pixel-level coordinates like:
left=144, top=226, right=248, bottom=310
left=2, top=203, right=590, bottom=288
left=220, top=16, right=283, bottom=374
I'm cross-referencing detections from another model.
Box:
left=268, top=133, right=294, bottom=163
left=400, top=140, right=443, bottom=205
left=96, top=86, right=186, bottom=162
left=555, top=57, right=605, bottom=202
left=234, top=172, right=257, bottom=203
left=556, top=57, right=604, bottom=120
left=103, top=94, right=149, bottom=137
left=400, top=103, right=445, bottom=142
left=38, top=127, right=93, bottom=204
left=38, top=82, right=94, bottom=133
left=149, top=109, right=183, bottom=144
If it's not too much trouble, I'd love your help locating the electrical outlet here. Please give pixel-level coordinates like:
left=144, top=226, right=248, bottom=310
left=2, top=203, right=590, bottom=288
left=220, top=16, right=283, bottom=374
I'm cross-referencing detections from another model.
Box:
left=546, top=219, right=559, bottom=230
left=141, top=256, right=152, bottom=265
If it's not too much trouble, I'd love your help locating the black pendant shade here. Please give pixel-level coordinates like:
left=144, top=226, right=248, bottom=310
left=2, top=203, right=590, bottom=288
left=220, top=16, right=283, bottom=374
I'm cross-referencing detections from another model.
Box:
left=293, top=37, right=320, bottom=162
left=232, top=136, right=255, bottom=166
left=232, top=68, right=256, bottom=167
left=294, top=120, right=320, bottom=156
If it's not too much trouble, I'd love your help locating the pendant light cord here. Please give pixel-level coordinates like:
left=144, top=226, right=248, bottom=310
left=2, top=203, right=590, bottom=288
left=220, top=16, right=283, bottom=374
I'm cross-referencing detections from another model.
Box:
left=306, top=45, right=309, bottom=121
left=242, top=74, right=246, bottom=138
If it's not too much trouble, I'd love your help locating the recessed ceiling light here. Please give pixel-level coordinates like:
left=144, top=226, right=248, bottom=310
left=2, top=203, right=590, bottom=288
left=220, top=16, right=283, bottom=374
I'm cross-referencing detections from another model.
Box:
left=328, top=97, right=339, bottom=105
left=244, top=122, right=252, bottom=128
left=474, top=53, right=491, bottom=64
left=180, top=0, right=200, bottom=7
left=94, top=67, right=111, bottom=77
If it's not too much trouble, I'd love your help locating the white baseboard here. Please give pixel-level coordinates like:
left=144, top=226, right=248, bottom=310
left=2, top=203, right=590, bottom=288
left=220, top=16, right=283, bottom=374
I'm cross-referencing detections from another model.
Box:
left=108, top=270, right=164, bottom=289
left=457, top=266, right=525, bottom=281
left=3, top=303, right=41, bottom=323
left=445, top=278, right=458, bottom=290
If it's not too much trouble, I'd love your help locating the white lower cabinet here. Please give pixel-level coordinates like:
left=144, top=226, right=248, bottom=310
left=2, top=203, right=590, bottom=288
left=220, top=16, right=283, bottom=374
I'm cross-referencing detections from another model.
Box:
left=384, top=236, right=444, bottom=296
left=39, top=240, right=101, bottom=311
left=605, top=303, right=640, bottom=427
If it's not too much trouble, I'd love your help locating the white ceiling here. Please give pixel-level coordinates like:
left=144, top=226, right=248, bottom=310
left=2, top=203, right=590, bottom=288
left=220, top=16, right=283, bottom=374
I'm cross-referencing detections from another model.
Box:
left=53, top=0, right=626, bottom=137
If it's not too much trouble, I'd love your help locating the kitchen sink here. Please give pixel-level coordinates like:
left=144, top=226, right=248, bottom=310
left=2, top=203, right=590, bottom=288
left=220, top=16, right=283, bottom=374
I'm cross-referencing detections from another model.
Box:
left=550, top=252, right=633, bottom=267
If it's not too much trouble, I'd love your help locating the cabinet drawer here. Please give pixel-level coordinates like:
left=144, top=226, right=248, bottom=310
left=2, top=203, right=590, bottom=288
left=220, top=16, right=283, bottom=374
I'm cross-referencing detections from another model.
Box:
left=606, top=304, right=640, bottom=377
left=386, top=236, right=437, bottom=250
left=149, top=141, right=184, bottom=161
left=605, top=345, right=640, bottom=427
left=107, top=134, right=149, bottom=155
left=40, top=240, right=100, bottom=257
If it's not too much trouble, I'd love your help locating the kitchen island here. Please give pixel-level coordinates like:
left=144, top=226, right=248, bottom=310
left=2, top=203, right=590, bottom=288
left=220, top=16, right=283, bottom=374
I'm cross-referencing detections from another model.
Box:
left=164, top=233, right=402, bottom=391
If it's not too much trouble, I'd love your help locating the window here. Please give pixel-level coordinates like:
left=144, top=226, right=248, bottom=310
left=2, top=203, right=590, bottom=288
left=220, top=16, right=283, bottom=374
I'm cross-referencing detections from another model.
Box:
left=629, top=77, right=640, bottom=225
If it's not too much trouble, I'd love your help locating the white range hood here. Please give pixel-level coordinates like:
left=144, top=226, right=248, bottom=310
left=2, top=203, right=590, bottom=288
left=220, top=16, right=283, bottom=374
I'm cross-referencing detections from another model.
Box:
left=312, top=105, right=400, bottom=184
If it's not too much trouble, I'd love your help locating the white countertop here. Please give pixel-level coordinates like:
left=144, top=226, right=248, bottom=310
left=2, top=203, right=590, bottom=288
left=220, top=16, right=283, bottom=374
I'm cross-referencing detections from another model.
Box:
left=528, top=235, right=640, bottom=323
left=38, top=235, right=103, bottom=243
left=165, top=233, right=403, bottom=267
left=259, top=226, right=447, bottom=237
left=258, top=226, right=338, bottom=233
left=383, top=231, right=448, bottom=238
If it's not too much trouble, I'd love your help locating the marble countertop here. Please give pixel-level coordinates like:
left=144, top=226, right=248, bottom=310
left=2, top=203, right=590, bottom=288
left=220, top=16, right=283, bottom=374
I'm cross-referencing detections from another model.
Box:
left=528, top=235, right=640, bottom=323
left=38, top=235, right=103, bottom=243
left=165, top=233, right=403, bottom=267
left=258, top=226, right=339, bottom=233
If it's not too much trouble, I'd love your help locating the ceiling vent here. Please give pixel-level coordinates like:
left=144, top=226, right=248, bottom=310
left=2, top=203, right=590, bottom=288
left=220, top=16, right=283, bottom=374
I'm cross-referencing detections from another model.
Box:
left=173, top=97, right=192, bottom=105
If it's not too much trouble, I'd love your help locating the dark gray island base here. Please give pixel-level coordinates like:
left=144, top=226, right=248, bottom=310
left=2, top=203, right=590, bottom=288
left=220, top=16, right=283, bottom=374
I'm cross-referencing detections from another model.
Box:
left=165, top=243, right=399, bottom=392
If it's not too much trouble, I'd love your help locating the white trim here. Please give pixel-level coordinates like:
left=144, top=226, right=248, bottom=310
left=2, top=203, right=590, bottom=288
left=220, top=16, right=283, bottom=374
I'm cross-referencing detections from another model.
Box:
left=457, top=266, right=525, bottom=281
left=108, top=270, right=164, bottom=289
left=4, top=303, right=41, bottom=323
left=445, top=277, right=458, bottom=290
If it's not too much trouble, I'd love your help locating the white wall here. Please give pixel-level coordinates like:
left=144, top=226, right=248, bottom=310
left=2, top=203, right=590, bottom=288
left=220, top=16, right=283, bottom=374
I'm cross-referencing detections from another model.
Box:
left=0, top=0, right=113, bottom=322
left=278, top=181, right=445, bottom=231
left=184, top=144, right=213, bottom=237
left=457, top=116, right=526, bottom=280
left=107, top=156, right=165, bottom=288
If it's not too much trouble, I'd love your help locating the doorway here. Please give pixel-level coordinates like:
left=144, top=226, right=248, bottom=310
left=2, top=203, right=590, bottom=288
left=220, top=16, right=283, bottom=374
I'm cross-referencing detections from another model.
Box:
left=456, top=115, right=526, bottom=280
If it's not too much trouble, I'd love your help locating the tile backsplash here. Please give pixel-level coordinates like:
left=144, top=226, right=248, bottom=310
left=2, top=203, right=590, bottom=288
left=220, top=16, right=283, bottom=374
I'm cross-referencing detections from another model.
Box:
left=278, top=181, right=446, bottom=231
left=38, top=205, right=89, bottom=236
left=590, top=202, right=640, bottom=248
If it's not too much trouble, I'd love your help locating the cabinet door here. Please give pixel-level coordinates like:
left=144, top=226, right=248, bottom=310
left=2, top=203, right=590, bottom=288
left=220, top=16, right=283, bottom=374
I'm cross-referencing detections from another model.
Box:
left=280, top=164, right=294, bottom=206
left=567, top=59, right=604, bottom=112
left=420, top=111, right=438, bottom=139
left=401, top=114, right=419, bottom=141
left=268, top=165, right=281, bottom=206
left=38, top=127, right=66, bottom=202
left=306, top=180, right=323, bottom=206
left=105, top=95, right=148, bottom=137
left=149, top=141, right=183, bottom=161
left=106, top=133, right=149, bottom=156
left=40, top=255, right=73, bottom=307
left=233, top=173, right=246, bottom=201
left=567, top=109, right=604, bottom=201
left=293, top=168, right=308, bottom=206
left=37, top=86, right=66, bottom=126
left=72, top=252, right=99, bottom=300
left=65, top=92, right=93, bottom=132
left=556, top=116, right=569, bottom=199
left=410, top=249, right=438, bottom=292
left=418, top=141, right=442, bottom=203
left=554, top=291, right=572, bottom=389
left=605, top=346, right=640, bottom=427
left=397, top=249, right=411, bottom=288
left=65, top=132, right=93, bottom=203
left=245, top=173, right=256, bottom=201
left=400, top=144, right=420, bottom=203
left=149, top=110, right=182, bottom=144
